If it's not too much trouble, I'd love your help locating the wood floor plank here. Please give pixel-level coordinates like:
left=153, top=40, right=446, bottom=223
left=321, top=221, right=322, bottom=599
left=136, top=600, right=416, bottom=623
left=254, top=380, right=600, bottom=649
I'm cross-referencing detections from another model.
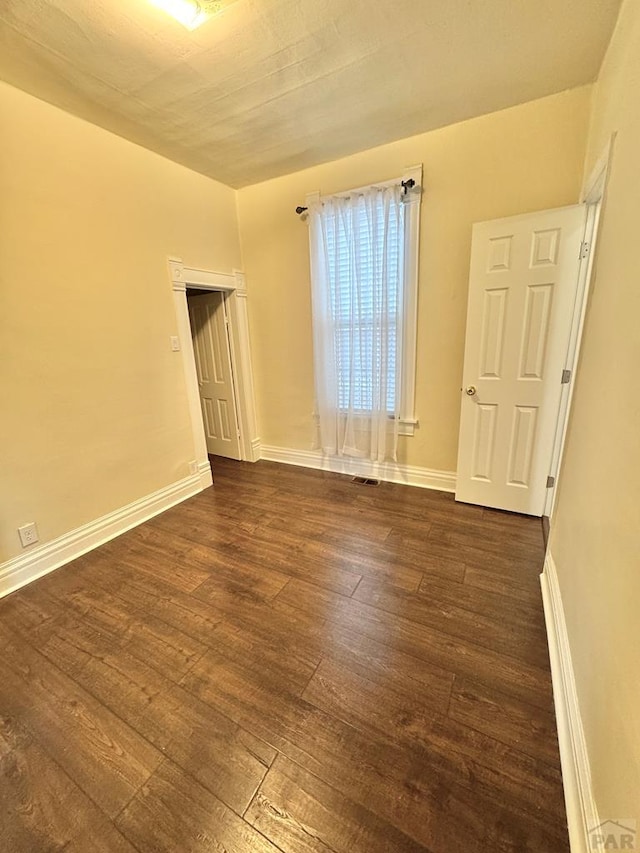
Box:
left=191, top=577, right=337, bottom=679
left=148, top=499, right=265, bottom=551
left=463, top=563, right=543, bottom=603
left=274, top=577, right=554, bottom=708
left=206, top=617, right=322, bottom=695
left=448, top=677, right=561, bottom=767
left=416, top=571, right=547, bottom=630
left=422, top=715, right=567, bottom=826
left=300, top=658, right=562, bottom=827
left=179, top=637, right=566, bottom=850
left=241, top=686, right=565, bottom=852
left=180, top=644, right=334, bottom=754
left=43, top=584, right=208, bottom=682
left=383, top=529, right=467, bottom=583
left=246, top=754, right=431, bottom=853
left=116, top=758, right=282, bottom=853
left=121, top=525, right=295, bottom=599
left=96, top=533, right=214, bottom=593
left=318, top=620, right=455, bottom=697
left=36, top=616, right=275, bottom=814
left=246, top=489, right=395, bottom=541
left=0, top=455, right=568, bottom=852
left=304, top=530, right=427, bottom=591
left=430, top=518, right=546, bottom=554
left=0, top=588, right=63, bottom=646
left=353, top=577, right=549, bottom=667
left=0, top=628, right=163, bottom=819
left=219, top=534, right=364, bottom=597
left=108, top=575, right=223, bottom=646
left=319, top=526, right=465, bottom=585
left=302, top=658, right=449, bottom=746
left=0, top=715, right=138, bottom=853
left=35, top=553, right=223, bottom=648
left=455, top=542, right=544, bottom=583
left=145, top=683, right=275, bottom=813
left=50, top=635, right=178, bottom=747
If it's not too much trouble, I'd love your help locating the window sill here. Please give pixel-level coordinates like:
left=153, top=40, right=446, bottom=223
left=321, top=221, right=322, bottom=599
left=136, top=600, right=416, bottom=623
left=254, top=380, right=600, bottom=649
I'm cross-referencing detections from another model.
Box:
left=398, top=418, right=418, bottom=437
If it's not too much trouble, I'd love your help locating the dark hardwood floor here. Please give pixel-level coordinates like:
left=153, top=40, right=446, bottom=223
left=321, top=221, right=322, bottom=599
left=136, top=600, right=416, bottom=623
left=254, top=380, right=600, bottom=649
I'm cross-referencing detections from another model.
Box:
left=0, top=457, right=569, bottom=852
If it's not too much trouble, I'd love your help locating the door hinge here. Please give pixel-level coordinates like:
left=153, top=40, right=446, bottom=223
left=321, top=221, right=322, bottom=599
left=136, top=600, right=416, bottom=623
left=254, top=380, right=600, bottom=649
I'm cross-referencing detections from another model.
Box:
left=561, top=369, right=572, bottom=384
left=579, top=241, right=590, bottom=260
left=546, top=475, right=555, bottom=489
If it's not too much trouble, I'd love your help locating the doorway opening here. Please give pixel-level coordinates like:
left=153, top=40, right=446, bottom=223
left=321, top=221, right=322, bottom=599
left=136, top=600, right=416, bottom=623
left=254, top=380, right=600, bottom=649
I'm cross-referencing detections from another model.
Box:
left=187, top=288, right=242, bottom=461
left=168, top=259, right=260, bottom=489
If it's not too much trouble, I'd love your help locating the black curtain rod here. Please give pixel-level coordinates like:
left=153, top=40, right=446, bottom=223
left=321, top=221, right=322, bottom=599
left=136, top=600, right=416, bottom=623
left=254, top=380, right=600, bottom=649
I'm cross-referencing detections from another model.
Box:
left=295, top=178, right=416, bottom=215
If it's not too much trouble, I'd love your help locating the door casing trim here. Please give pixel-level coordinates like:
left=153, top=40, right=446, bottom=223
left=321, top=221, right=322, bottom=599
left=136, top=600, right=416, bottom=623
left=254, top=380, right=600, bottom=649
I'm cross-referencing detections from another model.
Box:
left=168, top=258, right=260, bottom=475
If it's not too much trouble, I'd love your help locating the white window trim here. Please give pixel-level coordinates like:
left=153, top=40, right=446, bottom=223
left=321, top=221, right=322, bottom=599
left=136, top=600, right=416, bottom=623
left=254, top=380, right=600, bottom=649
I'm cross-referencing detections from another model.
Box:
left=305, top=164, right=423, bottom=437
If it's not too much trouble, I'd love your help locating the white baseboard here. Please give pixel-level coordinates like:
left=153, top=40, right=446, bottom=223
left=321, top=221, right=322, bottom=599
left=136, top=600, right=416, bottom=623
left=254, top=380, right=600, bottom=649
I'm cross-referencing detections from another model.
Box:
left=259, top=445, right=456, bottom=492
left=250, top=437, right=262, bottom=463
left=0, top=473, right=206, bottom=599
left=540, top=552, right=599, bottom=853
left=197, top=459, right=213, bottom=488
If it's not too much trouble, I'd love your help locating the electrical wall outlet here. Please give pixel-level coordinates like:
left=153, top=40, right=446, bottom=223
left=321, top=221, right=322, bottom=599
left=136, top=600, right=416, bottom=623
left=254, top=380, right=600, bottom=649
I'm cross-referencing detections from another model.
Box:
left=189, top=461, right=198, bottom=475
left=170, top=336, right=181, bottom=352
left=18, top=522, right=39, bottom=548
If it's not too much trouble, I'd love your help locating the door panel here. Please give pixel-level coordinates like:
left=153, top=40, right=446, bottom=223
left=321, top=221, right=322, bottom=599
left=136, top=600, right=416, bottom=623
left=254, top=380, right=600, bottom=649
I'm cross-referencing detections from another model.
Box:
left=188, top=292, right=241, bottom=460
left=455, top=205, right=586, bottom=515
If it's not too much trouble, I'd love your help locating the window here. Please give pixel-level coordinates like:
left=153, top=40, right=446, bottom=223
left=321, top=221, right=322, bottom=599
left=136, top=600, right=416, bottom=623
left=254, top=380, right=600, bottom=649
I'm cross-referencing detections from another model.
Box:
left=325, top=194, right=404, bottom=414
left=308, top=165, right=422, bottom=462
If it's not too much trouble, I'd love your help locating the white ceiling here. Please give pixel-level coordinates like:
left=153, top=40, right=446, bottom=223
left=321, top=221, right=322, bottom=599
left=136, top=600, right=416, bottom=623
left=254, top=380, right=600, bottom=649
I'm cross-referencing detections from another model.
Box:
left=0, top=0, right=621, bottom=188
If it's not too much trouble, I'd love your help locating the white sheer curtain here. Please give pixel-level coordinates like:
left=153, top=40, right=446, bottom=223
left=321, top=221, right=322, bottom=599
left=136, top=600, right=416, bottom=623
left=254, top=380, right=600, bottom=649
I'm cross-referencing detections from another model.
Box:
left=309, top=183, right=405, bottom=463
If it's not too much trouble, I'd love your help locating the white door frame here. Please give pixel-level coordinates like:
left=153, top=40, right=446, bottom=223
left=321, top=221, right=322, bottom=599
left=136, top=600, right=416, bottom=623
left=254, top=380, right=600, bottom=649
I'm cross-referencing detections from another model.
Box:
left=544, top=135, right=616, bottom=518
left=168, top=258, right=260, bottom=487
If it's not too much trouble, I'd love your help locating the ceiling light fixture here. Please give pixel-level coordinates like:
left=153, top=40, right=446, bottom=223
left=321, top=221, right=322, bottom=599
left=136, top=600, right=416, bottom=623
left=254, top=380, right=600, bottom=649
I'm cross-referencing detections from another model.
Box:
left=148, top=0, right=222, bottom=30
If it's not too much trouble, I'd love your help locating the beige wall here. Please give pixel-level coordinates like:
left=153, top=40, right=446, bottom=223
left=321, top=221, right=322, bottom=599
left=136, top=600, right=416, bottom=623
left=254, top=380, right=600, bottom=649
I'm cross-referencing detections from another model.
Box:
left=237, top=87, right=592, bottom=471
left=0, top=81, right=242, bottom=563
left=550, top=0, right=640, bottom=819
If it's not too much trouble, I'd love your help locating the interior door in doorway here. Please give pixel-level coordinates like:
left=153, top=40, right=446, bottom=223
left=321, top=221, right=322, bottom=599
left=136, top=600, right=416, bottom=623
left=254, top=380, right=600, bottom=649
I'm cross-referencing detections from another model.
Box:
left=188, top=291, right=242, bottom=460
left=455, top=204, right=587, bottom=515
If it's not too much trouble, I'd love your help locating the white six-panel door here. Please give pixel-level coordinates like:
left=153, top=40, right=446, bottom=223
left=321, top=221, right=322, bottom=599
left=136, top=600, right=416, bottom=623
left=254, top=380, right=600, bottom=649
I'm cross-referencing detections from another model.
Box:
left=188, top=291, right=242, bottom=460
left=455, top=204, right=587, bottom=515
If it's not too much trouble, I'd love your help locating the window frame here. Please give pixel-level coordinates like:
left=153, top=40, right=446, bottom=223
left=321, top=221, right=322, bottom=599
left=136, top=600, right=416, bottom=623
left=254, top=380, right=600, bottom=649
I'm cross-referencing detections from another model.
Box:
left=306, top=164, right=422, bottom=436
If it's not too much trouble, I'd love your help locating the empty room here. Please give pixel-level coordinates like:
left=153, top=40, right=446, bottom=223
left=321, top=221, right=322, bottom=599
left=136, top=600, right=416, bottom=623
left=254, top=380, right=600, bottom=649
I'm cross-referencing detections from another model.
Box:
left=1, top=1, right=638, bottom=851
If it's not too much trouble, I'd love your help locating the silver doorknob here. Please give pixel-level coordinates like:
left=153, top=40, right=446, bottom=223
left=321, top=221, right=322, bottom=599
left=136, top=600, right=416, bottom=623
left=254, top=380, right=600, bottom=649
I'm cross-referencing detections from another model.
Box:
left=465, top=385, right=477, bottom=396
